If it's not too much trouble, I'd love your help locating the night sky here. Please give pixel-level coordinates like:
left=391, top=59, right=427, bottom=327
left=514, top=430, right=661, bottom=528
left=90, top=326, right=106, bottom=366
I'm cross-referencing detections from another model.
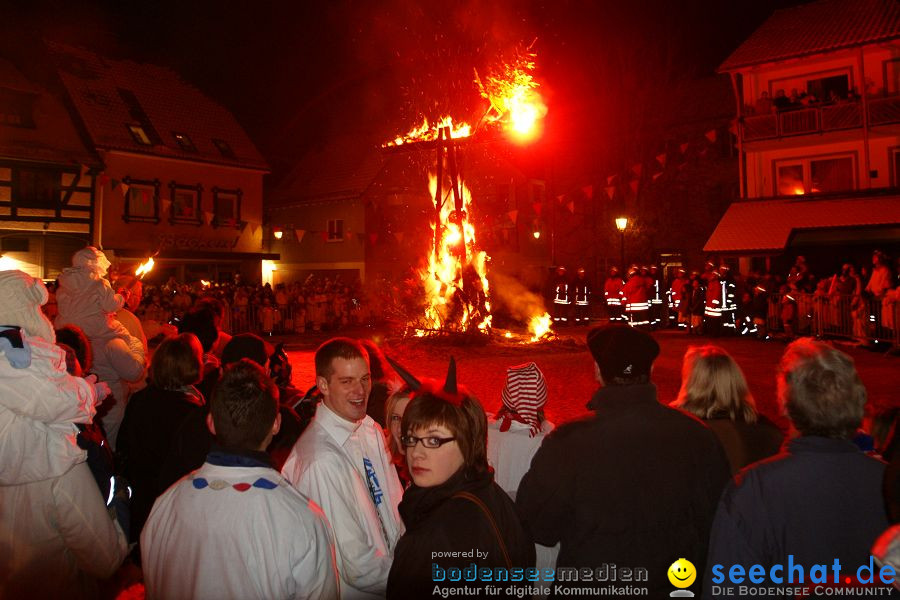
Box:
left=6, top=0, right=806, bottom=178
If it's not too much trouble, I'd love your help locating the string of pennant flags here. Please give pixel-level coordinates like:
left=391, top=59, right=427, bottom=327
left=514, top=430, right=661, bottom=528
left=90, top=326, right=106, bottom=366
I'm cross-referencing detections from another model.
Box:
left=550, top=125, right=725, bottom=209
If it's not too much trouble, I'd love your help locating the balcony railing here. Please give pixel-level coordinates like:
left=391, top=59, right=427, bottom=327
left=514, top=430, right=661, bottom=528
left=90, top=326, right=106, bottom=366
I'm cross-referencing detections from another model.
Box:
left=742, top=96, right=900, bottom=141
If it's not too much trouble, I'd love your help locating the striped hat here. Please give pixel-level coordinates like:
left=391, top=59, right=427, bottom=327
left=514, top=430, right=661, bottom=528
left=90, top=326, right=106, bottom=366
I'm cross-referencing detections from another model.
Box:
left=499, top=362, right=547, bottom=437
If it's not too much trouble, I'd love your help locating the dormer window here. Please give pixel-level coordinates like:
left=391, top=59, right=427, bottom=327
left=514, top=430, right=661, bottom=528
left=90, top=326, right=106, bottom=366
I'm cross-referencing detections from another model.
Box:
left=127, top=124, right=152, bottom=146
left=172, top=131, right=196, bottom=152
left=212, top=138, right=235, bottom=158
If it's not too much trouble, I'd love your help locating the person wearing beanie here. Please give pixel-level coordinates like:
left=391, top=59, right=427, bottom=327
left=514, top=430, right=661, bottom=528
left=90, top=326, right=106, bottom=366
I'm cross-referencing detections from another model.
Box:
left=486, top=361, right=559, bottom=580
left=0, top=270, right=127, bottom=598
left=517, top=323, right=730, bottom=598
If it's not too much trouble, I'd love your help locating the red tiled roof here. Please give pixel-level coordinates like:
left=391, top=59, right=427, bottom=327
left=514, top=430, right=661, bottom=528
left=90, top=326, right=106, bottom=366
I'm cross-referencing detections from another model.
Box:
left=47, top=42, right=268, bottom=171
left=704, top=195, right=900, bottom=253
left=269, top=136, right=387, bottom=206
left=719, top=0, right=900, bottom=71
left=0, top=59, right=98, bottom=166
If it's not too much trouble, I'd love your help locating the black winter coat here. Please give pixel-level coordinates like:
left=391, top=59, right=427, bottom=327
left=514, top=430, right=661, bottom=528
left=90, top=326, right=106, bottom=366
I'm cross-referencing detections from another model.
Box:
left=387, top=468, right=535, bottom=599
left=517, top=384, right=731, bottom=599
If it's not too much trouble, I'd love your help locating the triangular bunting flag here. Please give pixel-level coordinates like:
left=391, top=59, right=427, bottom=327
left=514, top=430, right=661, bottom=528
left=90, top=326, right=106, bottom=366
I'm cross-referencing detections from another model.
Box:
left=294, top=229, right=306, bottom=243
left=556, top=194, right=565, bottom=204
left=705, top=129, right=717, bottom=143
left=679, top=142, right=689, bottom=154
left=250, top=222, right=260, bottom=236
left=656, top=153, right=667, bottom=167
left=239, top=221, right=248, bottom=233
left=631, top=164, right=642, bottom=178
left=204, top=211, right=214, bottom=225
left=119, top=182, right=130, bottom=195
left=582, top=185, right=593, bottom=199
left=80, top=164, right=90, bottom=178
left=652, top=172, right=663, bottom=181
left=345, top=229, right=353, bottom=240
left=162, top=199, right=172, bottom=215
left=606, top=174, right=617, bottom=185
left=629, top=180, right=639, bottom=195
left=605, top=186, right=616, bottom=201
left=533, top=202, right=543, bottom=216
left=566, top=200, right=575, bottom=214
left=507, top=210, right=518, bottom=224
left=111, top=178, right=120, bottom=189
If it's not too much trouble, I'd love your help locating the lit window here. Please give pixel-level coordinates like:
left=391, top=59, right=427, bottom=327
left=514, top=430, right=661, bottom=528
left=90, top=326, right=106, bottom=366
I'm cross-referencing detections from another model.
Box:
left=775, top=155, right=855, bottom=196
left=172, top=131, right=197, bottom=152
left=327, top=219, right=344, bottom=242
left=168, top=182, right=202, bottom=225
left=127, top=124, right=152, bottom=146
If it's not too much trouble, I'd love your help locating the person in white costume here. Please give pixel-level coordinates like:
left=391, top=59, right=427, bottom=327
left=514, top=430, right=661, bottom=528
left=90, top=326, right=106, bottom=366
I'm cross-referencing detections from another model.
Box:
left=282, top=337, right=404, bottom=599
left=487, top=361, right=559, bottom=592
left=0, top=269, right=127, bottom=599
left=142, top=359, right=339, bottom=600
left=55, top=247, right=146, bottom=448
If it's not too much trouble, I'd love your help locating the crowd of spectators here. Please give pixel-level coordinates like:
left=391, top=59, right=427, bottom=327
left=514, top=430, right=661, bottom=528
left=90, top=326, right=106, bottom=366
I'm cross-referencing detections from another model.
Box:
left=747, top=86, right=862, bottom=116
left=2, top=243, right=900, bottom=598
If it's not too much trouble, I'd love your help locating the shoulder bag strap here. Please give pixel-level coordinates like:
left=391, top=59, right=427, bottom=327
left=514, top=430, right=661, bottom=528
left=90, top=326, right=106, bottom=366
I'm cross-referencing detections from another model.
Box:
left=452, top=491, right=512, bottom=568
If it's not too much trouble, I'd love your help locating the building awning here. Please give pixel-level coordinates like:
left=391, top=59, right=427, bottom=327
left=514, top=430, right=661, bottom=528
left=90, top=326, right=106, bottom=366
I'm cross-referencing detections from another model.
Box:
left=704, top=196, right=900, bottom=254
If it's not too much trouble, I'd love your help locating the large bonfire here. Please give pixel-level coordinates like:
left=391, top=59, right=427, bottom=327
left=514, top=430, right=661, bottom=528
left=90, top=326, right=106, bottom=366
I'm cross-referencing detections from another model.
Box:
left=388, top=46, right=552, bottom=342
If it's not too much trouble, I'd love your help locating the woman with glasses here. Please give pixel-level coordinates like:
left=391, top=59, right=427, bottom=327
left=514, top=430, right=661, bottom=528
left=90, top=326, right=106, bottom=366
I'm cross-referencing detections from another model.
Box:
left=385, top=359, right=534, bottom=599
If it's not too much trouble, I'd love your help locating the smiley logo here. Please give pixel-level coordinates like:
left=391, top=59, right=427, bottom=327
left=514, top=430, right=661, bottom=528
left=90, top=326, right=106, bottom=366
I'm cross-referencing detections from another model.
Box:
left=668, top=558, right=696, bottom=589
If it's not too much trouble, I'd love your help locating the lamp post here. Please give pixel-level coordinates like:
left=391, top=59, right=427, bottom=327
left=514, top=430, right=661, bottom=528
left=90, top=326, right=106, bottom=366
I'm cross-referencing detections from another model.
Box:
left=615, top=217, right=628, bottom=267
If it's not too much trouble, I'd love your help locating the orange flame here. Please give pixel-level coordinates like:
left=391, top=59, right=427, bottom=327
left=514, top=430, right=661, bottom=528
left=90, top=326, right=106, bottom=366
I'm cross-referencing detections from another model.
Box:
left=387, top=116, right=472, bottom=147
left=135, top=257, right=155, bottom=279
left=417, top=173, right=491, bottom=334
left=200, top=279, right=210, bottom=287
left=528, top=312, right=552, bottom=342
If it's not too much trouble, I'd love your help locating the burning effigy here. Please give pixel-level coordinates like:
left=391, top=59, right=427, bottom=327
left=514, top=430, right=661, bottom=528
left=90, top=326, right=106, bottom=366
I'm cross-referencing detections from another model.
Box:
left=386, top=45, right=552, bottom=342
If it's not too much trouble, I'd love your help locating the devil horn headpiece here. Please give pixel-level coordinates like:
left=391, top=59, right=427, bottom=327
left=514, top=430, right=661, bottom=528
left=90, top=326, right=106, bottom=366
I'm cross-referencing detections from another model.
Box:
left=444, top=356, right=457, bottom=394
left=386, top=355, right=421, bottom=390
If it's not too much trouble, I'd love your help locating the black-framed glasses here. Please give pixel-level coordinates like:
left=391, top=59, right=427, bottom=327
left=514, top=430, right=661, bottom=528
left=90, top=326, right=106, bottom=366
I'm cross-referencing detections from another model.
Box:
left=400, top=434, right=457, bottom=449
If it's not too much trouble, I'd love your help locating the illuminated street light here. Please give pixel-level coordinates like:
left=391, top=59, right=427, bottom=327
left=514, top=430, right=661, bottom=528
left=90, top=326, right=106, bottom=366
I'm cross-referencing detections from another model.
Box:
left=615, top=217, right=628, bottom=266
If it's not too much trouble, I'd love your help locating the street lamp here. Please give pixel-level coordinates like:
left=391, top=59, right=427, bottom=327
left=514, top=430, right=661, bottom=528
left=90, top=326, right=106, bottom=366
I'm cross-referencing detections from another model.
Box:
left=615, top=217, right=628, bottom=267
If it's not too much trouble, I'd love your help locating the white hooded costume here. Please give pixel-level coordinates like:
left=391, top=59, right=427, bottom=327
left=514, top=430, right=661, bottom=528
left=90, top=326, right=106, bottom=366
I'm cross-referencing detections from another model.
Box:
left=0, top=270, right=128, bottom=599
left=55, top=247, right=146, bottom=448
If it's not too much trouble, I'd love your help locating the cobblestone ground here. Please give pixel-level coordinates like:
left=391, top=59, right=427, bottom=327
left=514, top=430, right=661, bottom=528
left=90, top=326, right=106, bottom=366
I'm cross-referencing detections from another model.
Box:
left=283, top=325, right=899, bottom=429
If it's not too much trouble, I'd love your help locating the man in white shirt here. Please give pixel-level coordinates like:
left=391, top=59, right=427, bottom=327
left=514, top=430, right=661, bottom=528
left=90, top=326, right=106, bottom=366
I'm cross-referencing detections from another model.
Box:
left=283, top=337, right=404, bottom=599
left=142, top=360, right=339, bottom=600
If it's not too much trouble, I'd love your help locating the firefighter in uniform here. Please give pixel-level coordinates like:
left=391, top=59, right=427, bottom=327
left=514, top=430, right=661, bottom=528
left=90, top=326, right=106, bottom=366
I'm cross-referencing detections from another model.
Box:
left=704, top=268, right=723, bottom=336
left=604, top=267, right=625, bottom=323
left=668, top=268, right=689, bottom=329
left=648, top=265, right=664, bottom=328
left=551, top=266, right=571, bottom=325
left=719, top=263, right=738, bottom=334
left=573, top=267, right=591, bottom=325
left=624, top=266, right=650, bottom=328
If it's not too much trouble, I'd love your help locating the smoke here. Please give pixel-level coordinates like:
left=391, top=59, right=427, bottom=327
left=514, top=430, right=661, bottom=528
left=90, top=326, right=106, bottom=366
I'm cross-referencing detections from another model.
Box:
left=489, top=270, right=547, bottom=323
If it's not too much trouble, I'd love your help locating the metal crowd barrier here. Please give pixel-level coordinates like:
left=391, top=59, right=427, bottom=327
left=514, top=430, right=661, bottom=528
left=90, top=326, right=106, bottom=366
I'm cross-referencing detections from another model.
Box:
left=765, top=292, right=899, bottom=346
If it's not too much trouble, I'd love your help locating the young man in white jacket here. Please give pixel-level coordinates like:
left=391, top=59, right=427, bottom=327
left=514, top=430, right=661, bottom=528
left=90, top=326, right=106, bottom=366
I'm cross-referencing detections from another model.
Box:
left=282, top=337, right=404, bottom=599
